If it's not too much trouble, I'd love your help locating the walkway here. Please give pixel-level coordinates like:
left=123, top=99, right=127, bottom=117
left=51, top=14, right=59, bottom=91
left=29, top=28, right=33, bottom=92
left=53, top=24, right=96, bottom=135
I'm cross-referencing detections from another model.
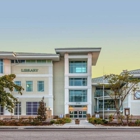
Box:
left=63, top=119, right=95, bottom=128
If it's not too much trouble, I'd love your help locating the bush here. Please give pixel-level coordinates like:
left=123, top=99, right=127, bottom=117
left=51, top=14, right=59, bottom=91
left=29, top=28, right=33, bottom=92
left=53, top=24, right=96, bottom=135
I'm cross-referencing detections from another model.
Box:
left=109, top=114, right=114, bottom=122
left=88, top=117, right=105, bottom=124
left=50, top=120, right=56, bottom=124
left=135, top=119, right=140, bottom=126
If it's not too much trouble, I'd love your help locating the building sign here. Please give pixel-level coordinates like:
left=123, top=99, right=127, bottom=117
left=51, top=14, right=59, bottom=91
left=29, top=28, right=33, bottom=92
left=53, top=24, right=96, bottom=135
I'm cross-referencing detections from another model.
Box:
left=21, top=69, right=38, bottom=72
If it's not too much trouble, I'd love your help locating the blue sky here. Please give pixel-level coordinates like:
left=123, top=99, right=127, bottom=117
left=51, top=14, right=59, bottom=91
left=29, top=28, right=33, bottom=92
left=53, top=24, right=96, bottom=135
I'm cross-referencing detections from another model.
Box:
left=0, top=0, right=140, bottom=77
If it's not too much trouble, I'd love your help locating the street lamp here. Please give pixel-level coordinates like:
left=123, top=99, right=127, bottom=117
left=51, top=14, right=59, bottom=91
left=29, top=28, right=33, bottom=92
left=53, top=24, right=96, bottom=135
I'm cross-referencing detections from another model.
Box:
left=17, top=97, right=19, bottom=119
left=124, top=108, right=130, bottom=125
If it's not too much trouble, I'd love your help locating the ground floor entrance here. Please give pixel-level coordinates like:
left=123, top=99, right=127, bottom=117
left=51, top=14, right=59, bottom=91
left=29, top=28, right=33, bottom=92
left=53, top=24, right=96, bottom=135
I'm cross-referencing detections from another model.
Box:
left=69, top=105, right=87, bottom=118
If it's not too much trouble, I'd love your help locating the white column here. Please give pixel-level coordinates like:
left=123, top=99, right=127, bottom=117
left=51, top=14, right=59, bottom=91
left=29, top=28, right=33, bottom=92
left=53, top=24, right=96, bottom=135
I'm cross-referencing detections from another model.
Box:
left=65, top=89, right=69, bottom=114
left=64, top=53, right=69, bottom=114
left=49, top=65, right=53, bottom=95
left=87, top=53, right=92, bottom=115
left=48, top=97, right=53, bottom=115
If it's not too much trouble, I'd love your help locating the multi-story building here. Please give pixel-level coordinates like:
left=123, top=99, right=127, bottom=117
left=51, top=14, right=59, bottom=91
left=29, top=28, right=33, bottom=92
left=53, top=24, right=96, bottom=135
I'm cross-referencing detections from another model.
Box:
left=1, top=48, right=140, bottom=119
left=0, top=48, right=101, bottom=118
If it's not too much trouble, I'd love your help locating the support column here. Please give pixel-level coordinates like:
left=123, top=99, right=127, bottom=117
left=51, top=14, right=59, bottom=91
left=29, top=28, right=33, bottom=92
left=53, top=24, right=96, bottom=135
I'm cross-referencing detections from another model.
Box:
left=87, top=53, right=92, bottom=115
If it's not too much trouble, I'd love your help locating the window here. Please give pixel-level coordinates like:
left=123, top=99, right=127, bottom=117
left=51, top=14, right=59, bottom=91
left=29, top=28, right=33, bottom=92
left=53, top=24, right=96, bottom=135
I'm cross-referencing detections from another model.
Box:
left=11, top=60, right=25, bottom=63
left=69, top=90, right=87, bottom=102
left=37, top=81, right=44, bottom=92
left=14, top=102, right=21, bottom=115
left=69, top=78, right=87, bottom=86
left=26, top=102, right=39, bottom=115
left=0, top=105, right=4, bottom=115
left=26, top=81, right=33, bottom=92
left=0, top=59, right=3, bottom=73
left=14, top=81, right=21, bottom=91
left=37, top=60, right=46, bottom=63
left=69, top=61, right=87, bottom=73
left=26, top=60, right=36, bottom=63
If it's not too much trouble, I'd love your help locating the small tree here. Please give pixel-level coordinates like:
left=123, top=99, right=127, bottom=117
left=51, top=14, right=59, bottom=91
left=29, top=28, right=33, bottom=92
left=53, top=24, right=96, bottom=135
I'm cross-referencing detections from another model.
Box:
left=104, top=70, right=140, bottom=122
left=37, top=97, right=46, bottom=121
left=0, top=74, right=24, bottom=113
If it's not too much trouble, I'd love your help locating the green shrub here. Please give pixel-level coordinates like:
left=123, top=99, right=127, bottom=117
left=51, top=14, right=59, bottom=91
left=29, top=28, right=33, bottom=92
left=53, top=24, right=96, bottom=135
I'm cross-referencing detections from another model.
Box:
left=50, top=120, right=56, bottom=124
left=135, top=119, right=140, bottom=126
left=63, top=118, right=71, bottom=123
left=102, top=119, right=108, bottom=124
left=88, top=117, right=108, bottom=124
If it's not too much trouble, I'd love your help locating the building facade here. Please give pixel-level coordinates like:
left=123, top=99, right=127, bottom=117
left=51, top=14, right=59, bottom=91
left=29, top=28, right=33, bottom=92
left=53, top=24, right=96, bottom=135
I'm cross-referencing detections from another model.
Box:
left=1, top=48, right=140, bottom=119
left=0, top=48, right=101, bottom=118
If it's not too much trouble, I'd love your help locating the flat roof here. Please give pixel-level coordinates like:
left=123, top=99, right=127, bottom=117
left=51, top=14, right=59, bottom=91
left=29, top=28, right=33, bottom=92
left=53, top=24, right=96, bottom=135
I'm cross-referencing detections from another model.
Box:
left=0, top=51, right=60, bottom=61
left=55, top=47, right=101, bottom=65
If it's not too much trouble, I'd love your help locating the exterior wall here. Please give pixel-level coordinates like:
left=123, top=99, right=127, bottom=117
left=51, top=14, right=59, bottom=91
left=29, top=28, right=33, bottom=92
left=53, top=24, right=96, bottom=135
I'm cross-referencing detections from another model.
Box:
left=129, top=82, right=140, bottom=115
left=3, top=61, right=54, bottom=116
left=53, top=57, right=64, bottom=116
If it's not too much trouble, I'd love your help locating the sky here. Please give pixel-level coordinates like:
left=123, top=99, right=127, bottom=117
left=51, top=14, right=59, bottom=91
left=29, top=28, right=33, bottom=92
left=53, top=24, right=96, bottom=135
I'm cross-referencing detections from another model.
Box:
left=0, top=0, right=140, bottom=77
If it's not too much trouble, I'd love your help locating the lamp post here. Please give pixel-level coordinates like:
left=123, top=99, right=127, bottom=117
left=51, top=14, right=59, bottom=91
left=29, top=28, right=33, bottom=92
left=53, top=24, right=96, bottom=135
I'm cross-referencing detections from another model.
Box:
left=124, top=108, right=130, bottom=126
left=103, top=76, right=104, bottom=119
left=17, top=97, right=19, bottom=119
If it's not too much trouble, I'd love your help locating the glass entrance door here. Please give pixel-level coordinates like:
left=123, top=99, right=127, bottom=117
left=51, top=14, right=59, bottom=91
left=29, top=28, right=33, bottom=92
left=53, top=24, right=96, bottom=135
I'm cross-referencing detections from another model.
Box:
left=70, top=110, right=87, bottom=118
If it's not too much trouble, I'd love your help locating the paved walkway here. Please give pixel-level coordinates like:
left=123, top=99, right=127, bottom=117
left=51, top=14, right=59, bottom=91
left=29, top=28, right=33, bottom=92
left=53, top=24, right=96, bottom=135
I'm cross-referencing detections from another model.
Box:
left=63, top=119, right=95, bottom=128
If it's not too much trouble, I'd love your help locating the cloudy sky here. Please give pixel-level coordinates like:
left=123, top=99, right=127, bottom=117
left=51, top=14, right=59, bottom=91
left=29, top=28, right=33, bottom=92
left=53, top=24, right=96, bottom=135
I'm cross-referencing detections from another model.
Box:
left=0, top=0, right=140, bottom=77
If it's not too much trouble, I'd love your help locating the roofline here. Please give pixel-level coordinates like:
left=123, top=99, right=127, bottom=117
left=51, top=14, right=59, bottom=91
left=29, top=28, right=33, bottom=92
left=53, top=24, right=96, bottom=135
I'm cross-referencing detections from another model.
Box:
left=55, top=47, right=101, bottom=53
left=0, top=51, right=60, bottom=61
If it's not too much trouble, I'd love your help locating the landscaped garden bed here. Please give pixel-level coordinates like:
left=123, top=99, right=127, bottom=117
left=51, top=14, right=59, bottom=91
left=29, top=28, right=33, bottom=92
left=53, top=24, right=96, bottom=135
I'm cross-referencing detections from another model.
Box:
left=88, top=117, right=140, bottom=126
left=0, top=117, right=71, bottom=126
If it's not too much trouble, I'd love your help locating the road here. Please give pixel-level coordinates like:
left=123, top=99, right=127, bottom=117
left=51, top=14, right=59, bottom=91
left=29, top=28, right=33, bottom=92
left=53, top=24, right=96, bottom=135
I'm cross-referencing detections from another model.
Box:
left=0, top=129, right=140, bottom=140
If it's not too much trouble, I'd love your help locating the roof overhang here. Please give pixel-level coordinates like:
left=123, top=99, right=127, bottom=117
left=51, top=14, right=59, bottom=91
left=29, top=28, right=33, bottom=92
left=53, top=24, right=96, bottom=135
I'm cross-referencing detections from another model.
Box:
left=0, top=52, right=16, bottom=59
left=0, top=52, right=60, bottom=61
left=55, top=48, right=101, bottom=65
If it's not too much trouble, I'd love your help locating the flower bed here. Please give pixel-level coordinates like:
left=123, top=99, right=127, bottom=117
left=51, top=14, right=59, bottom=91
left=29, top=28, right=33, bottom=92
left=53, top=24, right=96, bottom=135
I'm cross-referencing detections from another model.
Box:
left=0, top=117, right=71, bottom=126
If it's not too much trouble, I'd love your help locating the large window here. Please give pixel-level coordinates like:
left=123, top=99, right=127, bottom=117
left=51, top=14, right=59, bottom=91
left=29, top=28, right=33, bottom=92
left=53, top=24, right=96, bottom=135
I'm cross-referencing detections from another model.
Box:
left=26, top=102, right=39, bottom=115
left=37, top=81, right=44, bottom=92
left=69, top=78, right=87, bottom=86
left=14, top=102, right=21, bottom=115
left=14, top=81, right=21, bottom=91
left=69, top=61, right=87, bottom=73
left=0, top=105, right=4, bottom=115
left=26, top=81, right=33, bottom=92
left=0, top=59, right=3, bottom=73
left=69, top=90, right=87, bottom=102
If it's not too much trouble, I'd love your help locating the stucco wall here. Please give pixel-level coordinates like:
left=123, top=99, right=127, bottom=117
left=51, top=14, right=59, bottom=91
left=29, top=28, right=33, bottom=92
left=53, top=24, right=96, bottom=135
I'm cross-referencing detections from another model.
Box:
left=53, top=57, right=64, bottom=116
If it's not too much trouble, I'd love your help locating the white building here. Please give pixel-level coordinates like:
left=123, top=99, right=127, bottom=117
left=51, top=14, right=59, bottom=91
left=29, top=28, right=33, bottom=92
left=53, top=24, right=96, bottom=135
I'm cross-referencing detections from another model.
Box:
left=0, top=48, right=139, bottom=119
left=0, top=48, right=101, bottom=118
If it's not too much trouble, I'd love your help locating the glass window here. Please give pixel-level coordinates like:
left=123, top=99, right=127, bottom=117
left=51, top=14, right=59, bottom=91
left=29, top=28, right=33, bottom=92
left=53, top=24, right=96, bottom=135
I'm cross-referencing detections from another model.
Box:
left=26, top=60, right=36, bottom=63
left=14, top=81, right=21, bottom=91
left=69, top=61, right=87, bottom=73
left=0, top=59, right=3, bottom=73
left=69, top=78, right=87, bottom=86
left=26, top=81, right=33, bottom=92
left=26, top=102, right=39, bottom=115
left=69, top=90, right=87, bottom=102
left=37, top=81, right=44, bottom=92
left=37, top=60, right=46, bottom=63
left=14, top=102, right=21, bottom=115
left=0, top=105, right=4, bottom=115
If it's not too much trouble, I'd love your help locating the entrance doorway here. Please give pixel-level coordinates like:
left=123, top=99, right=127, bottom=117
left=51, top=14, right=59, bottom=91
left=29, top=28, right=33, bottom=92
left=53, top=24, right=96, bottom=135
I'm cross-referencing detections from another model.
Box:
left=69, top=105, right=87, bottom=118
